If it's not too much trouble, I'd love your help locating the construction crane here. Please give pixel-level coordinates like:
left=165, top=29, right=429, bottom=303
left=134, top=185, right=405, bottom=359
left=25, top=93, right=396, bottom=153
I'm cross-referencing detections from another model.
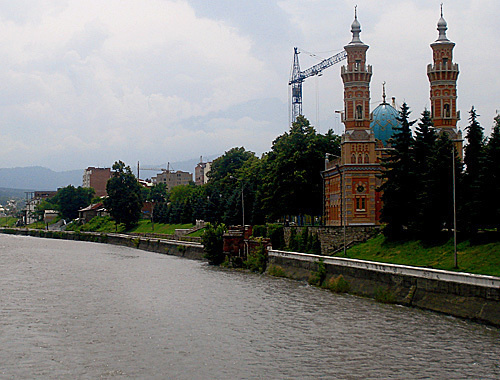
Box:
left=137, top=161, right=172, bottom=180
left=289, top=47, right=347, bottom=124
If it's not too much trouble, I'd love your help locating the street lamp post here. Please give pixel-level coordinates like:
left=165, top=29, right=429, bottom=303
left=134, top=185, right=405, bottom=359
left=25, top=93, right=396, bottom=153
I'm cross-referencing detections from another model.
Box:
left=230, top=176, right=245, bottom=226
left=335, top=164, right=347, bottom=256
left=451, top=140, right=462, bottom=269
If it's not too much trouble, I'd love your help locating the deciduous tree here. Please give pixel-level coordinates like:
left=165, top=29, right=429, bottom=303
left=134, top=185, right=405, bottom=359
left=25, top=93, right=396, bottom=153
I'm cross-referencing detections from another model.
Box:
left=104, top=161, right=143, bottom=229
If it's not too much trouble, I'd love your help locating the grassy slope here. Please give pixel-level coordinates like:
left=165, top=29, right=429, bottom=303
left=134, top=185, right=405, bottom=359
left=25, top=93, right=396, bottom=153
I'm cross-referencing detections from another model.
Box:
left=128, top=220, right=194, bottom=235
left=0, top=217, right=18, bottom=227
left=342, top=234, right=500, bottom=277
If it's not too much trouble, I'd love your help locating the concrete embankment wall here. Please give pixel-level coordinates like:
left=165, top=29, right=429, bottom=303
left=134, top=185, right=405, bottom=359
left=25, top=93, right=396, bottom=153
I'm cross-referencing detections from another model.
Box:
left=268, top=250, right=500, bottom=326
left=0, top=228, right=205, bottom=261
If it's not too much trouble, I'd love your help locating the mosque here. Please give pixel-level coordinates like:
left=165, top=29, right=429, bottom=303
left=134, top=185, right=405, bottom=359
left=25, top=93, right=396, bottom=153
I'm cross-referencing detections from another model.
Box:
left=323, top=8, right=462, bottom=226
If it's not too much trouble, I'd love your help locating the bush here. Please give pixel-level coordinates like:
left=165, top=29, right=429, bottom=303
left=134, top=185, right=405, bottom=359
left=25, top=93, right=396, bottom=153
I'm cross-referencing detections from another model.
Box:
left=374, top=287, right=396, bottom=304
left=287, top=227, right=321, bottom=254
left=201, top=222, right=227, bottom=265
left=327, top=275, right=350, bottom=293
left=244, top=240, right=268, bottom=273
left=268, top=224, right=285, bottom=250
left=308, top=259, right=326, bottom=286
left=267, top=264, right=287, bottom=278
left=252, top=225, right=267, bottom=238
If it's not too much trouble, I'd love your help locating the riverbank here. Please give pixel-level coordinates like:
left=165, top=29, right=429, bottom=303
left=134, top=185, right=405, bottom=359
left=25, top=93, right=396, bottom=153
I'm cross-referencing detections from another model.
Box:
left=0, top=227, right=204, bottom=260
left=268, top=250, right=500, bottom=326
left=2, top=227, right=499, bottom=327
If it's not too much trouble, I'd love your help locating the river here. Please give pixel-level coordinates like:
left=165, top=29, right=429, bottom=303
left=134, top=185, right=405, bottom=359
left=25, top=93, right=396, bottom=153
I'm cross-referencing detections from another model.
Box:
left=1, top=234, right=499, bottom=379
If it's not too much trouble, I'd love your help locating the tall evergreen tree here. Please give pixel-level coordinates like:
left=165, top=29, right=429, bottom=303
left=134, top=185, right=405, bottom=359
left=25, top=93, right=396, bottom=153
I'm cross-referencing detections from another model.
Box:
left=484, top=115, right=500, bottom=232
left=380, top=102, right=416, bottom=239
left=433, top=133, right=463, bottom=235
left=463, top=106, right=486, bottom=235
left=413, top=109, right=440, bottom=238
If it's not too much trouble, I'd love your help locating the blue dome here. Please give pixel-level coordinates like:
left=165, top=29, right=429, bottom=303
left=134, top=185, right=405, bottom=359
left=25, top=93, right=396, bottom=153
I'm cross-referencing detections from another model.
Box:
left=370, top=102, right=399, bottom=146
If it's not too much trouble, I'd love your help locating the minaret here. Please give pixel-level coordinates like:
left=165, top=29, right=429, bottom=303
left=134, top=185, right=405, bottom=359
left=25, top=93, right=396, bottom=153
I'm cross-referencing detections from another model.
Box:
left=341, top=6, right=372, bottom=131
left=427, top=5, right=460, bottom=137
left=332, top=8, right=377, bottom=226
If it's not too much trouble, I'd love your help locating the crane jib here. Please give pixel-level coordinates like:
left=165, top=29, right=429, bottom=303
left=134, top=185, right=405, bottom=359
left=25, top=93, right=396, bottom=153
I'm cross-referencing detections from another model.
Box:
left=289, top=48, right=347, bottom=123
left=289, top=50, right=347, bottom=85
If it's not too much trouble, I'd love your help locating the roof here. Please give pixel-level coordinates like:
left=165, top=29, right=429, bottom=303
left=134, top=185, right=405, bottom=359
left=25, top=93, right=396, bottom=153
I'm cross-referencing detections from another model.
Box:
left=370, top=102, right=400, bottom=146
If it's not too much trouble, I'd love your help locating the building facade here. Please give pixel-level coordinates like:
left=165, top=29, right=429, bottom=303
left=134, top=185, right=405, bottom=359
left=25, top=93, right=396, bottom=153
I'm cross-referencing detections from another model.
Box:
left=83, top=167, right=111, bottom=198
left=324, top=8, right=461, bottom=226
left=195, top=157, right=212, bottom=186
left=152, top=170, right=193, bottom=190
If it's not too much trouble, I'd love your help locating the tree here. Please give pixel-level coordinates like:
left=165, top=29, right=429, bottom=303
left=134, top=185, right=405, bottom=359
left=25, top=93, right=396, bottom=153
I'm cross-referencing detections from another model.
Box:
left=380, top=102, right=416, bottom=239
left=205, top=147, right=259, bottom=225
left=463, top=106, right=486, bottom=235
left=201, top=222, right=227, bottom=265
left=413, top=109, right=438, bottom=237
left=104, top=161, right=143, bottom=229
left=483, top=115, right=500, bottom=232
left=432, top=133, right=463, bottom=236
left=262, top=115, right=341, bottom=221
left=51, top=185, right=95, bottom=220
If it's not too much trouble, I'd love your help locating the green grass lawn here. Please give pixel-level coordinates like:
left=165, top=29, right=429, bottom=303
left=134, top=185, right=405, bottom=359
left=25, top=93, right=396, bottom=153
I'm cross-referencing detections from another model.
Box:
left=0, top=217, right=18, bottom=227
left=342, top=234, right=500, bottom=277
left=187, top=228, right=205, bottom=237
left=128, top=220, right=194, bottom=235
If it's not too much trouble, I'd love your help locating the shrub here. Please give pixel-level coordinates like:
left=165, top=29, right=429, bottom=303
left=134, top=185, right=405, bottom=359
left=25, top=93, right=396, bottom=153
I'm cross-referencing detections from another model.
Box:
left=267, top=264, right=287, bottom=278
left=327, top=275, right=350, bottom=293
left=244, top=240, right=268, bottom=273
left=252, top=225, right=267, bottom=238
left=201, top=222, right=227, bottom=265
left=308, top=259, right=326, bottom=286
left=268, top=224, right=285, bottom=250
left=374, top=287, right=397, bottom=304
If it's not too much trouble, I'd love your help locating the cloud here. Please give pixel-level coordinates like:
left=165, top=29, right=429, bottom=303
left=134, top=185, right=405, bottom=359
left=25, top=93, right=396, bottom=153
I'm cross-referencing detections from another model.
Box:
left=0, top=0, right=499, bottom=174
left=0, top=0, right=276, bottom=170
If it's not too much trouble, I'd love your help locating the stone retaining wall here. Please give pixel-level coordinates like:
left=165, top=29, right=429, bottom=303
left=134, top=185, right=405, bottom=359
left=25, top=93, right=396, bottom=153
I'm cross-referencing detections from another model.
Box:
left=284, top=225, right=381, bottom=255
left=0, top=228, right=205, bottom=261
left=268, top=250, right=500, bottom=326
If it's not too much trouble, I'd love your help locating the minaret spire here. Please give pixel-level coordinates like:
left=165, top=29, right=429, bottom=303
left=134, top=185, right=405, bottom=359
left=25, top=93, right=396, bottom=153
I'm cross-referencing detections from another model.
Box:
left=436, top=4, right=449, bottom=42
left=382, top=82, right=387, bottom=104
left=349, top=5, right=362, bottom=44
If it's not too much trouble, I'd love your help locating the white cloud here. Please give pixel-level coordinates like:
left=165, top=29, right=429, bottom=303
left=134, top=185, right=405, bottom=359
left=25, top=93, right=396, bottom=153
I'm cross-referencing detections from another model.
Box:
left=0, top=0, right=276, bottom=171
left=0, top=0, right=498, bottom=174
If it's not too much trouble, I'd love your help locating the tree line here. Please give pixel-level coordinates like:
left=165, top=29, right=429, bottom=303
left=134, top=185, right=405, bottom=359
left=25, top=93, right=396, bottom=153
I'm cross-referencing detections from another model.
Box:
left=150, top=115, right=340, bottom=227
left=381, top=104, right=500, bottom=241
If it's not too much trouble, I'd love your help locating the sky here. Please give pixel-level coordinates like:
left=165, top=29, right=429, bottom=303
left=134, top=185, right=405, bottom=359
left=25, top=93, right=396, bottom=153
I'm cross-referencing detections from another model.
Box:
left=0, top=0, right=498, bottom=172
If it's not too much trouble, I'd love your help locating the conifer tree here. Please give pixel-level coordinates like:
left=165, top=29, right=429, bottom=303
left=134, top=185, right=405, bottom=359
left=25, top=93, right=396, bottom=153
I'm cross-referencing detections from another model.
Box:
left=380, top=102, right=416, bottom=239
left=413, top=109, right=439, bottom=238
left=433, top=133, right=463, bottom=236
left=484, top=115, right=500, bottom=232
left=463, top=106, right=486, bottom=235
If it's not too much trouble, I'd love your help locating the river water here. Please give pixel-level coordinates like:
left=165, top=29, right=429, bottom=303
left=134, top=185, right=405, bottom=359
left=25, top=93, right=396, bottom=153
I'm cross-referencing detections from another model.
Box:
left=1, top=234, right=499, bottom=379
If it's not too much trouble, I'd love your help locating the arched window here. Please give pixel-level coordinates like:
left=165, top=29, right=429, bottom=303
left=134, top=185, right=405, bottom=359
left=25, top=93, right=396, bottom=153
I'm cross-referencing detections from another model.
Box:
left=364, top=154, right=369, bottom=163
left=356, top=105, right=363, bottom=120
left=444, top=104, right=450, bottom=118
left=358, top=154, right=363, bottom=163
left=351, top=154, right=356, bottom=164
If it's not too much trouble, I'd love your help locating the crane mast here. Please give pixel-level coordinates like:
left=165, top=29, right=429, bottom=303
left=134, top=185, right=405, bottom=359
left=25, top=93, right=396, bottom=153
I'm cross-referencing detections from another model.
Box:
left=289, top=47, right=347, bottom=124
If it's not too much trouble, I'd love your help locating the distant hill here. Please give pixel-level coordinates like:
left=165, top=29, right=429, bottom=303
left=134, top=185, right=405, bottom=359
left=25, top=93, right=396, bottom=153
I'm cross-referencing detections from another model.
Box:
left=0, top=156, right=222, bottom=191
left=0, top=166, right=83, bottom=191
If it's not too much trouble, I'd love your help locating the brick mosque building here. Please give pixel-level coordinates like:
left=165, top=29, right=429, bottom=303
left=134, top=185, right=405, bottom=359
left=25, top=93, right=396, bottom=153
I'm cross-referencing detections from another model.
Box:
left=323, top=8, right=462, bottom=226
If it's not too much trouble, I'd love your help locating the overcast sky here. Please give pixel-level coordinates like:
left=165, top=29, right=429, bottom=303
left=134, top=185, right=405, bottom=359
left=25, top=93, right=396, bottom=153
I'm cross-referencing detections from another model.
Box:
left=0, top=0, right=498, bottom=171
